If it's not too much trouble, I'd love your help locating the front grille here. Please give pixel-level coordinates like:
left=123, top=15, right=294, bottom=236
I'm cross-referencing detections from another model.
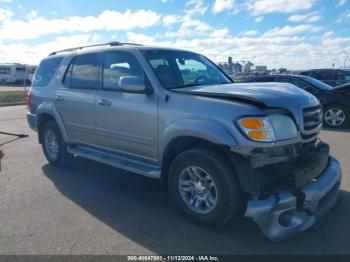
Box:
left=301, top=105, right=323, bottom=141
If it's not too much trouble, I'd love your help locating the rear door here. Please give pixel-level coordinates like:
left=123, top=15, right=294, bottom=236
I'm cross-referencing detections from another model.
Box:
left=95, top=51, right=158, bottom=161
left=55, top=53, right=102, bottom=146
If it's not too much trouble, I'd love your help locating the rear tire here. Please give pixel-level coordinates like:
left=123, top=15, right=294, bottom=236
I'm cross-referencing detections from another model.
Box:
left=41, top=121, right=72, bottom=167
left=168, top=147, right=241, bottom=227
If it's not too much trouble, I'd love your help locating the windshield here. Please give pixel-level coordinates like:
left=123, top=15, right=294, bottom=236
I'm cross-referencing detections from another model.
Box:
left=300, top=75, right=332, bottom=90
left=142, top=50, right=231, bottom=89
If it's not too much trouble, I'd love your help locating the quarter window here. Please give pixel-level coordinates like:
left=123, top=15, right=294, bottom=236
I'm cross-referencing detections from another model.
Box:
left=102, top=52, right=144, bottom=90
left=32, top=57, right=63, bottom=87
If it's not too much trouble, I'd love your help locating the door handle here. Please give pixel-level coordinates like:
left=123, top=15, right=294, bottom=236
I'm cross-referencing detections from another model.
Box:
left=55, top=95, right=64, bottom=102
left=98, top=99, right=112, bottom=106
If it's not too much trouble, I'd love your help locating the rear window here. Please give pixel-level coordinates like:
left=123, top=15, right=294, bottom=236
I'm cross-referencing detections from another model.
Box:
left=32, top=57, right=63, bottom=87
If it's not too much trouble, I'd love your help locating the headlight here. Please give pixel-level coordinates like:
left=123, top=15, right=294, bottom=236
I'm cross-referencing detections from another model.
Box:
left=237, top=114, right=297, bottom=142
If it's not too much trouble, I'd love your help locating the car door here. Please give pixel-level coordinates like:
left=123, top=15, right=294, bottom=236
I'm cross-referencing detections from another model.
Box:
left=55, top=53, right=102, bottom=146
left=95, top=51, right=158, bottom=162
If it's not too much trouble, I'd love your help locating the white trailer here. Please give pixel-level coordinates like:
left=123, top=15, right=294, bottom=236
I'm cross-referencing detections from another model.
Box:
left=0, top=63, right=29, bottom=85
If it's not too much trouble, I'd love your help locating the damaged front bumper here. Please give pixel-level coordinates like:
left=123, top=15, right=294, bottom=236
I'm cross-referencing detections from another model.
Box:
left=245, top=157, right=342, bottom=241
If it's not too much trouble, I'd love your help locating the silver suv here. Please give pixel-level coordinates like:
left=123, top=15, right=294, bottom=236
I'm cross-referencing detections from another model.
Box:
left=27, top=42, right=341, bottom=241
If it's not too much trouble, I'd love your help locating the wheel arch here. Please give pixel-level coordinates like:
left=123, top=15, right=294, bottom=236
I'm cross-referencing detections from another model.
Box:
left=36, top=103, right=69, bottom=143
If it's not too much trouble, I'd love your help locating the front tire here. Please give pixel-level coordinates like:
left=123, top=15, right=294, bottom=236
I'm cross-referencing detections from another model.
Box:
left=324, top=105, right=349, bottom=128
left=41, top=121, right=72, bottom=167
left=168, top=147, right=241, bottom=227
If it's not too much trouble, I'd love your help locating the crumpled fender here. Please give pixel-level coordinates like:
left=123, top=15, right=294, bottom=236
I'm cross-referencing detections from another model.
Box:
left=159, top=118, right=237, bottom=160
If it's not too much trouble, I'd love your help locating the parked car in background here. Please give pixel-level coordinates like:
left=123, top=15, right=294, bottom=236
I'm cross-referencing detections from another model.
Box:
left=248, top=74, right=350, bottom=128
left=27, top=42, right=342, bottom=241
left=230, top=73, right=255, bottom=83
left=300, top=69, right=350, bottom=87
left=0, top=63, right=29, bottom=85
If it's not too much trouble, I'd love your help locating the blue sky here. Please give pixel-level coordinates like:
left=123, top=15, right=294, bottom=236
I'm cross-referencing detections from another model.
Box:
left=0, top=0, right=349, bottom=69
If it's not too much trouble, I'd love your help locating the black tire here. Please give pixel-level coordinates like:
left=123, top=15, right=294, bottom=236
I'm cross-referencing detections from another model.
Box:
left=40, top=121, right=72, bottom=167
left=323, top=104, right=349, bottom=128
left=168, top=147, right=241, bottom=227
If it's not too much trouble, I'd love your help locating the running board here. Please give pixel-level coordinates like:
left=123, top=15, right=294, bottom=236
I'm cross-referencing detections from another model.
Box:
left=67, top=145, right=161, bottom=178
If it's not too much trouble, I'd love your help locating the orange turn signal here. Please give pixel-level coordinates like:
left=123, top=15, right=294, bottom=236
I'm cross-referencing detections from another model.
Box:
left=240, top=118, right=264, bottom=129
left=248, top=130, right=266, bottom=140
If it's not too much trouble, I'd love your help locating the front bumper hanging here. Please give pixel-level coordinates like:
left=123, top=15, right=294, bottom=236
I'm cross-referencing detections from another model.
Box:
left=245, top=157, right=342, bottom=241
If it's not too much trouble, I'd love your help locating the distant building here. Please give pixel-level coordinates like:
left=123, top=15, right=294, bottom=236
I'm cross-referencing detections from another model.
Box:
left=232, top=63, right=242, bottom=73
left=251, top=65, right=267, bottom=74
left=240, top=61, right=254, bottom=73
left=217, top=58, right=257, bottom=74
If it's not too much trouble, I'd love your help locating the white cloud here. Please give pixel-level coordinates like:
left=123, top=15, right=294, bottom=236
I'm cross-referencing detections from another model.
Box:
left=165, top=15, right=212, bottom=38
left=336, top=0, right=347, bottom=8
left=337, top=10, right=350, bottom=23
left=185, top=0, right=208, bottom=16
left=162, top=15, right=180, bottom=26
left=126, top=32, right=156, bottom=44
left=254, top=16, right=264, bottom=22
left=27, top=10, right=38, bottom=19
left=0, top=9, right=161, bottom=40
left=3, top=31, right=347, bottom=70
left=0, top=0, right=13, bottom=2
left=263, top=24, right=322, bottom=36
left=0, top=34, right=100, bottom=64
left=212, top=0, right=235, bottom=14
left=241, top=30, right=258, bottom=36
left=211, top=28, right=230, bottom=37
left=247, top=0, right=316, bottom=16
left=288, top=11, right=321, bottom=23
left=0, top=8, right=13, bottom=22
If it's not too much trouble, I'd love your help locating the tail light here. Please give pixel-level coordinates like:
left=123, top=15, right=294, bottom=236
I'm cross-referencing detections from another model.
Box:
left=26, top=91, right=32, bottom=111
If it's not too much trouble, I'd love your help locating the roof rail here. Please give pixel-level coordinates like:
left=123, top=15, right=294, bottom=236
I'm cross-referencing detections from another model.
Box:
left=49, top=42, right=143, bottom=56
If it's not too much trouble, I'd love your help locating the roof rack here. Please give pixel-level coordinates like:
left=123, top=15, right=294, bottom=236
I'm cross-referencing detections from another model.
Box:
left=49, top=42, right=143, bottom=56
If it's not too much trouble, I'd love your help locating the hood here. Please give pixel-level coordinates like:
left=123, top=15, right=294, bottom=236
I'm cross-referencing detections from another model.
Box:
left=172, top=82, right=319, bottom=110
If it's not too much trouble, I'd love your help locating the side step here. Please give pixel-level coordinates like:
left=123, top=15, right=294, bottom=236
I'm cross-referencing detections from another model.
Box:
left=67, top=145, right=161, bottom=178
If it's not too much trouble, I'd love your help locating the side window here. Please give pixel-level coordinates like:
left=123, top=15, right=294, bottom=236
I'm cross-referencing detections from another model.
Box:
left=0, top=67, right=11, bottom=75
left=176, top=58, right=207, bottom=85
left=280, top=77, right=313, bottom=91
left=314, top=71, right=334, bottom=80
left=32, top=57, right=63, bottom=87
left=103, top=52, right=144, bottom=90
left=68, top=53, right=100, bottom=89
left=337, top=71, right=350, bottom=81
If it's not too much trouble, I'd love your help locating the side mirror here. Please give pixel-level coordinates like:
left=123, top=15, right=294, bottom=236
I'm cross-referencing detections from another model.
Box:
left=119, top=76, right=146, bottom=94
